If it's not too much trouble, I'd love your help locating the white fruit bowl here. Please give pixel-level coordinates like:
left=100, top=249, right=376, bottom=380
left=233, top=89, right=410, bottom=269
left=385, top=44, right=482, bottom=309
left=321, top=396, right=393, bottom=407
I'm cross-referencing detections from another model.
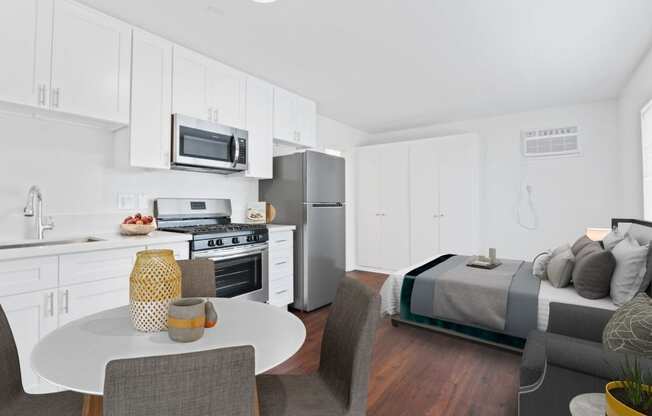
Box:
left=120, top=223, right=156, bottom=236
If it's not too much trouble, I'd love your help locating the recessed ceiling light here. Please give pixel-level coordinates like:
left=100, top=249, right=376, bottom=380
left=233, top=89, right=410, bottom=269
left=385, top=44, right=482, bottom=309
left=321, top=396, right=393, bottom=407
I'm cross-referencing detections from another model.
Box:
left=252, top=0, right=277, bottom=3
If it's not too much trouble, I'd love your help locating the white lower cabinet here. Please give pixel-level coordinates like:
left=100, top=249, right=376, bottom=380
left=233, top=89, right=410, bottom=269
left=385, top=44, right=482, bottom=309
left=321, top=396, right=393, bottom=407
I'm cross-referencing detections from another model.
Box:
left=0, top=289, right=58, bottom=393
left=267, top=230, right=294, bottom=307
left=57, top=278, right=129, bottom=326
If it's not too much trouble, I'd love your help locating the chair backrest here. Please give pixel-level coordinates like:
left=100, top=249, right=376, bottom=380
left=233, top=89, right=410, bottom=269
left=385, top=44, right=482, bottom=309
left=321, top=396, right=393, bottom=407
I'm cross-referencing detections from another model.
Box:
left=318, top=277, right=381, bottom=414
left=103, top=346, right=256, bottom=416
left=0, top=305, right=24, bottom=403
left=178, top=259, right=216, bottom=298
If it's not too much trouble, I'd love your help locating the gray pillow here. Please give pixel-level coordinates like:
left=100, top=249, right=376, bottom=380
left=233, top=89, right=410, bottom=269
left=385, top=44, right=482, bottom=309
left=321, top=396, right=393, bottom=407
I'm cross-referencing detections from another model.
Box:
left=611, top=235, right=648, bottom=306
left=547, top=247, right=575, bottom=288
left=571, top=235, right=594, bottom=256
left=603, top=293, right=652, bottom=355
left=603, top=229, right=625, bottom=251
left=572, top=246, right=616, bottom=299
left=574, top=241, right=602, bottom=265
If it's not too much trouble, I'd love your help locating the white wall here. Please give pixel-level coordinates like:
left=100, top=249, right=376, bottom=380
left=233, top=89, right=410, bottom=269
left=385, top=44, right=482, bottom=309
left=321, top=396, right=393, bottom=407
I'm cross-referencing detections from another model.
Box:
left=274, top=115, right=369, bottom=271
left=366, top=100, right=621, bottom=260
left=619, top=45, right=652, bottom=218
left=0, top=112, right=258, bottom=241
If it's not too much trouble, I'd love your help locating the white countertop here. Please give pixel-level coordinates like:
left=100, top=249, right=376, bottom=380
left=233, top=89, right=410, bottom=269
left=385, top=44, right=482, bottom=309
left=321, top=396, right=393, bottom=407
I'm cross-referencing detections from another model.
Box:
left=266, top=224, right=296, bottom=232
left=0, top=231, right=191, bottom=261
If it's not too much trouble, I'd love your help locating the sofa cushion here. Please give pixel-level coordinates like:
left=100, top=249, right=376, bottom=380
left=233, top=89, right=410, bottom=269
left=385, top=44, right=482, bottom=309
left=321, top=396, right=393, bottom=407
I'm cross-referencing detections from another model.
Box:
left=603, top=293, right=652, bottom=355
left=520, top=330, right=546, bottom=387
left=572, top=247, right=616, bottom=299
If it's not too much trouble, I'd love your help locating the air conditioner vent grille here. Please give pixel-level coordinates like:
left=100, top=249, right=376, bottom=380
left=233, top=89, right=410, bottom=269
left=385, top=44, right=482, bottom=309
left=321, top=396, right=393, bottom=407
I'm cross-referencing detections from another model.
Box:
left=521, top=126, right=580, bottom=158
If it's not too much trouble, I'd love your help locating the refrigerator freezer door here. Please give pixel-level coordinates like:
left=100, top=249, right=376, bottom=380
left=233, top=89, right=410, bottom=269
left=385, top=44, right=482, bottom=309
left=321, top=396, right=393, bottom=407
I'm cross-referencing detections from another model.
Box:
left=305, top=151, right=345, bottom=203
left=302, top=203, right=346, bottom=311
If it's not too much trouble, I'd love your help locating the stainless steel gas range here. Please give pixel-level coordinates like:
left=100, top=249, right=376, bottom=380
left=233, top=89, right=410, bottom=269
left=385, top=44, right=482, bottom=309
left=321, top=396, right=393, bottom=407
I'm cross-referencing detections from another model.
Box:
left=155, top=198, right=269, bottom=303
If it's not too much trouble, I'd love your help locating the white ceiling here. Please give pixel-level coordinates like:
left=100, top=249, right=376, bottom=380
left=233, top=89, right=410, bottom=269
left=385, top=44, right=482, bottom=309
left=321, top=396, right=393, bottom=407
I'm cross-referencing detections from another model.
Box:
left=80, top=0, right=652, bottom=133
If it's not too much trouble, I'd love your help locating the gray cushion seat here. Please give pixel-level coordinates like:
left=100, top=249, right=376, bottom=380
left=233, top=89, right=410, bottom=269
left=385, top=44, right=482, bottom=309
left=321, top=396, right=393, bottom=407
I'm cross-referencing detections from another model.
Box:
left=0, top=305, right=83, bottom=416
left=257, top=277, right=381, bottom=416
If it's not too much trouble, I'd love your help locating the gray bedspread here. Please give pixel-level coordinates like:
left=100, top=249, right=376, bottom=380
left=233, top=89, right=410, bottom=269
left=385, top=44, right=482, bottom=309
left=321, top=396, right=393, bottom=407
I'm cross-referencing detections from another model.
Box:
left=410, top=255, right=540, bottom=338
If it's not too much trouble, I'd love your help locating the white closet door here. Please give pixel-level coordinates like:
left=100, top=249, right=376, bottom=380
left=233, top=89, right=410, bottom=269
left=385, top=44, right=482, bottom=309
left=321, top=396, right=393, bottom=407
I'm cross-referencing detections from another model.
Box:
left=409, top=140, right=440, bottom=263
left=0, top=0, right=52, bottom=108
left=438, top=135, right=478, bottom=254
left=356, top=147, right=382, bottom=268
left=379, top=143, right=411, bottom=270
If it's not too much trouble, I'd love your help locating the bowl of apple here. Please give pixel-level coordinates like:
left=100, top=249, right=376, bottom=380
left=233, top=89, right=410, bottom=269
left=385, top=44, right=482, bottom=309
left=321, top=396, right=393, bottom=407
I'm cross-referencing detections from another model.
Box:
left=120, top=214, right=156, bottom=236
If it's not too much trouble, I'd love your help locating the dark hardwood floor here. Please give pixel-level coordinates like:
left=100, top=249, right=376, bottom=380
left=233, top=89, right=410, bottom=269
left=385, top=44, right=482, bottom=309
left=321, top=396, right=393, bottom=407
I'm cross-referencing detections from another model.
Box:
left=267, top=271, right=521, bottom=416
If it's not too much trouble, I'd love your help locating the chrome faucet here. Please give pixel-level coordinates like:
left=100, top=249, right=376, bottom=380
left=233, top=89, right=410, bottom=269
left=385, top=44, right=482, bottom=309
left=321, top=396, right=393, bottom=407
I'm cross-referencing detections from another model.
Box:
left=24, top=186, right=55, bottom=240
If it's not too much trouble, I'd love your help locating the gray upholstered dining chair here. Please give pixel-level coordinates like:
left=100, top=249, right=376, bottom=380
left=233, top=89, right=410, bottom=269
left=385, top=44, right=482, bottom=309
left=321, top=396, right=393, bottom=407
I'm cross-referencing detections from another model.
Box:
left=103, top=345, right=256, bottom=416
left=256, top=277, right=381, bottom=416
left=178, top=258, right=216, bottom=298
left=0, top=305, right=83, bottom=416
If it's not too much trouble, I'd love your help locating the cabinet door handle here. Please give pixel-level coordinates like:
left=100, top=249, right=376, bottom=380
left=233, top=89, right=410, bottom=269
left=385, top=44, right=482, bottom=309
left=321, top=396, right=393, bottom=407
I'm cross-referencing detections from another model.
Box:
left=274, top=240, right=287, bottom=244
left=63, top=289, right=70, bottom=314
left=52, top=88, right=60, bottom=108
left=213, top=108, right=219, bottom=122
left=275, top=261, right=287, bottom=266
left=47, top=292, right=54, bottom=317
left=208, top=107, right=213, bottom=121
left=38, top=84, right=46, bottom=106
left=275, top=289, right=288, bottom=295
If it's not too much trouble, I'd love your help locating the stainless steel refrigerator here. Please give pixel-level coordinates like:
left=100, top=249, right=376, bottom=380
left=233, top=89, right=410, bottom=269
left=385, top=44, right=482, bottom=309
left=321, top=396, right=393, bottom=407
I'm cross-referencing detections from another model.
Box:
left=260, top=151, right=345, bottom=312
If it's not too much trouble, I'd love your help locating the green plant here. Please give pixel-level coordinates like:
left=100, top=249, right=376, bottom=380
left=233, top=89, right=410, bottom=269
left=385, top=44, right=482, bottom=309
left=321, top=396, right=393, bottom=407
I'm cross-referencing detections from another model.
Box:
left=618, top=355, right=652, bottom=412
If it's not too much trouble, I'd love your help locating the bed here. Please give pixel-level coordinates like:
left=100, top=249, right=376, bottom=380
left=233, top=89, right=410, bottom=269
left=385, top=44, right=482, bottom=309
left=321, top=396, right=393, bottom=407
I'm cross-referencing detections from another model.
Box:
left=380, top=218, right=651, bottom=351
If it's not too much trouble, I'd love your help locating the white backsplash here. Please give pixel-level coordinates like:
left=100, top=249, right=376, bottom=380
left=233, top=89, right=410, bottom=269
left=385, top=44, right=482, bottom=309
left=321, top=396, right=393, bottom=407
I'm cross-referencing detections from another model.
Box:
left=0, top=112, right=258, bottom=242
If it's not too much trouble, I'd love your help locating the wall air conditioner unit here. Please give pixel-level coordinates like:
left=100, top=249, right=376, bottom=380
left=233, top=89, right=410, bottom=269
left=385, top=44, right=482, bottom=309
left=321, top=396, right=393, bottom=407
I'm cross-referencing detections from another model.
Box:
left=521, top=126, right=580, bottom=158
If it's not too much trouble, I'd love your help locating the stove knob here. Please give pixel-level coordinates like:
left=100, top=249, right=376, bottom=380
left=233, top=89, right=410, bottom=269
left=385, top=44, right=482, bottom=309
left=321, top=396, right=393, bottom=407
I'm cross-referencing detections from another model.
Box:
left=246, top=235, right=253, bottom=242
left=232, top=237, right=239, bottom=244
left=252, top=235, right=259, bottom=241
left=208, top=240, right=215, bottom=247
left=216, top=239, right=223, bottom=246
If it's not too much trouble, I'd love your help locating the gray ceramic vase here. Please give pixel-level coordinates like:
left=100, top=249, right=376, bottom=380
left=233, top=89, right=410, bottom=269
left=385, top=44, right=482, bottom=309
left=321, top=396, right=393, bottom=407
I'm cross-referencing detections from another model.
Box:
left=167, top=298, right=206, bottom=342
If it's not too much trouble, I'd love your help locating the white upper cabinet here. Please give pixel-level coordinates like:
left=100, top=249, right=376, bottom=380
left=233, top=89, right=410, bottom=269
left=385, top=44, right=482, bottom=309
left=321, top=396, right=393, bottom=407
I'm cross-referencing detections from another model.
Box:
left=245, top=76, right=274, bottom=179
left=273, top=87, right=317, bottom=148
left=50, top=0, right=131, bottom=124
left=0, top=0, right=52, bottom=109
left=206, top=60, right=246, bottom=129
left=129, top=29, right=173, bottom=169
left=172, top=46, right=208, bottom=120
left=172, top=45, right=246, bottom=129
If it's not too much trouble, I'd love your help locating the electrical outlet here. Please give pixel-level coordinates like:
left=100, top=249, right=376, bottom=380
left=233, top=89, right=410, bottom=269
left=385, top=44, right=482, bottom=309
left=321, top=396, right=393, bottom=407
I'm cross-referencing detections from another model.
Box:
left=117, top=193, right=137, bottom=210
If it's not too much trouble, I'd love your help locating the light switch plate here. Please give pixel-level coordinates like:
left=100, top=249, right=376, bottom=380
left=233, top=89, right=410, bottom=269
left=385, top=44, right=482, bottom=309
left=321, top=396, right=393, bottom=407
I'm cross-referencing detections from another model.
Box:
left=117, top=193, right=137, bottom=210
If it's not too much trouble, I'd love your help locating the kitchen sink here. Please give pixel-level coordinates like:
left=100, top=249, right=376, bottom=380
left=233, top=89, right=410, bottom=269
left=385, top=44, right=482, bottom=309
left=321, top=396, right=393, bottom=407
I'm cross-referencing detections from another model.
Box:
left=0, top=237, right=104, bottom=250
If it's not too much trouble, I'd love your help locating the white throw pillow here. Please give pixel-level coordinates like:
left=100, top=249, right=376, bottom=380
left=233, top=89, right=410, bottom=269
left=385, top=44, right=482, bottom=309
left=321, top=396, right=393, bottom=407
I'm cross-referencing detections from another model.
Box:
left=603, top=230, right=625, bottom=251
left=610, top=235, right=649, bottom=306
left=532, top=251, right=552, bottom=279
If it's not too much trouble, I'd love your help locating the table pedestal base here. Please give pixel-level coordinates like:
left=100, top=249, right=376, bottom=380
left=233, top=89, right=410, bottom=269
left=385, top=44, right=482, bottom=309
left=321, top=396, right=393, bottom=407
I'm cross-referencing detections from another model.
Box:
left=82, top=394, right=102, bottom=416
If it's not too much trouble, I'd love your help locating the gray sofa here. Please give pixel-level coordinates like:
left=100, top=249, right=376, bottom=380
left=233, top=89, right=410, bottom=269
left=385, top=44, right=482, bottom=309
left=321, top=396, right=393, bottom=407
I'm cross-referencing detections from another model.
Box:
left=518, top=302, right=652, bottom=415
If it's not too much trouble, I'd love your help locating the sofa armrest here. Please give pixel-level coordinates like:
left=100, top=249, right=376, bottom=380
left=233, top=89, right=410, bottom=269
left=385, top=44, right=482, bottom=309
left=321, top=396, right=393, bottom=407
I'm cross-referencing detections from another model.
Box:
left=545, top=332, right=652, bottom=381
left=547, top=302, right=615, bottom=342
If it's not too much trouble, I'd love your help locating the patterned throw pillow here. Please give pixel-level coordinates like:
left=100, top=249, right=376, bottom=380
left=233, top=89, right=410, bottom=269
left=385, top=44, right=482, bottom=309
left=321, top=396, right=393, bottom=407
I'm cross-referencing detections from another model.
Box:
left=603, top=293, right=652, bottom=355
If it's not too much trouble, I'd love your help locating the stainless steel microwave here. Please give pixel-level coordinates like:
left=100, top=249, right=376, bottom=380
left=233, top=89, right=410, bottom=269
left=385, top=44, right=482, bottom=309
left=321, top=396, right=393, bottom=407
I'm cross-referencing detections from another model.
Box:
left=172, top=114, right=248, bottom=174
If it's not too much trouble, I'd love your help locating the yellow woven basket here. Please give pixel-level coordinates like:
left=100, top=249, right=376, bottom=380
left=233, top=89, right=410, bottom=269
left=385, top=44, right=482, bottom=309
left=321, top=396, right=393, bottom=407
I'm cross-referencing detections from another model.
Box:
left=129, top=249, right=182, bottom=332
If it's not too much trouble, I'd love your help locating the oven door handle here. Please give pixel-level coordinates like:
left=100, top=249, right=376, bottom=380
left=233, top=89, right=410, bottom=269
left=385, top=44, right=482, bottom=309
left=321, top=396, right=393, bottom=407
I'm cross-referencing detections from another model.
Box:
left=206, top=247, right=266, bottom=261
left=232, top=136, right=240, bottom=168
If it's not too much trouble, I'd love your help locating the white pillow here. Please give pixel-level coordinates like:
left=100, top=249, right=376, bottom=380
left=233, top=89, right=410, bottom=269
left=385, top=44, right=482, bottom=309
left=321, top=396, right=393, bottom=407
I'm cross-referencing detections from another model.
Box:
left=603, top=229, right=625, bottom=251
left=610, top=235, right=649, bottom=306
left=547, top=246, right=575, bottom=288
left=532, top=251, right=552, bottom=279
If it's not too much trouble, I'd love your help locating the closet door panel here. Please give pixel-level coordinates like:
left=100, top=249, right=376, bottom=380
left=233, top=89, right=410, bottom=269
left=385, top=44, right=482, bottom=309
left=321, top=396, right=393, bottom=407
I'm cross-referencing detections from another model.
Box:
left=356, top=147, right=382, bottom=268
left=379, top=143, right=410, bottom=270
left=409, top=140, right=440, bottom=263
left=438, top=136, right=478, bottom=254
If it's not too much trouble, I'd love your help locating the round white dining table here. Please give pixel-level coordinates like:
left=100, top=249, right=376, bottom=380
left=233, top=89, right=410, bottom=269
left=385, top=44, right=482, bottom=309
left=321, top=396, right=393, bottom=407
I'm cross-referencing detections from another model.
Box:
left=32, top=298, right=306, bottom=402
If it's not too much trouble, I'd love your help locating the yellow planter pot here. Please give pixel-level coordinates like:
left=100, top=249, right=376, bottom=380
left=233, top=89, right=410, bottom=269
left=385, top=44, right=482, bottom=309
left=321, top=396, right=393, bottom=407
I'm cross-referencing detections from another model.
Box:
left=606, top=381, right=650, bottom=416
